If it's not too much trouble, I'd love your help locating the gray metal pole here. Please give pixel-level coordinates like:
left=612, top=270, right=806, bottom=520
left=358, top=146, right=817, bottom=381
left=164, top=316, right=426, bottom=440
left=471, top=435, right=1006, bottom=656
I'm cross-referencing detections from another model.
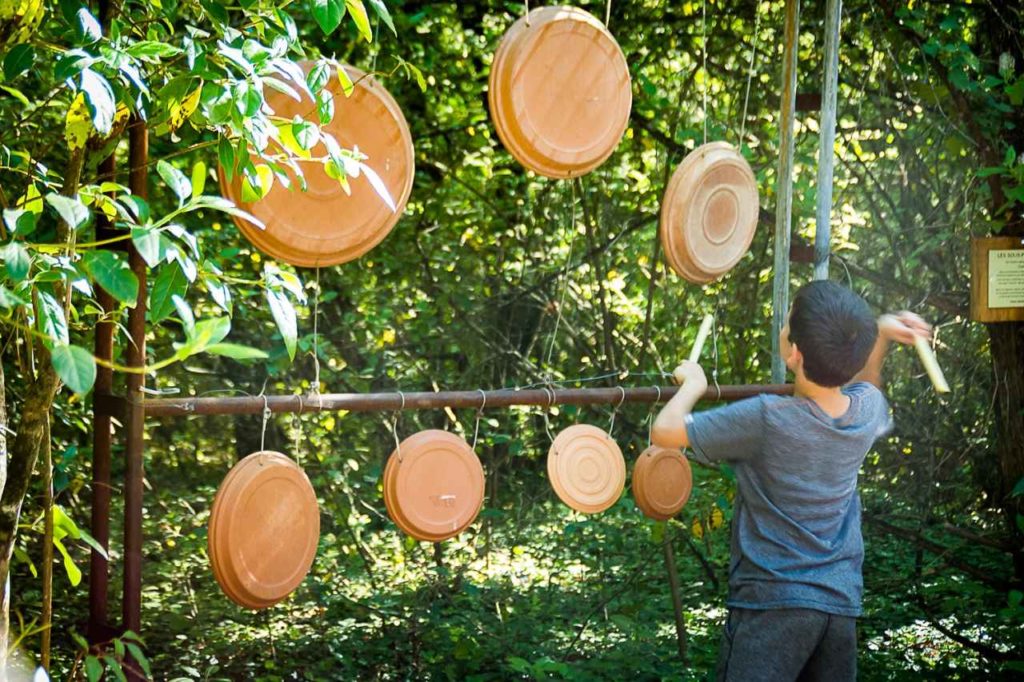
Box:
left=814, top=0, right=842, bottom=281
left=772, top=0, right=800, bottom=383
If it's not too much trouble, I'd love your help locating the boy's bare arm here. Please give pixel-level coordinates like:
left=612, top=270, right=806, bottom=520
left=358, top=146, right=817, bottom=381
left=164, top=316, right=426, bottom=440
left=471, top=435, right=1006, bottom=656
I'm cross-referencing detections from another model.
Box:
left=652, top=361, right=708, bottom=449
left=853, top=311, right=932, bottom=388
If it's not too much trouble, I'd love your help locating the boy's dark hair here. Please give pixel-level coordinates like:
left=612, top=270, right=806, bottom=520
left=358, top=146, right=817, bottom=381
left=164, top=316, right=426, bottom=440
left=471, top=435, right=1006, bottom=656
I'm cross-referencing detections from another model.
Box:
left=788, top=281, right=877, bottom=387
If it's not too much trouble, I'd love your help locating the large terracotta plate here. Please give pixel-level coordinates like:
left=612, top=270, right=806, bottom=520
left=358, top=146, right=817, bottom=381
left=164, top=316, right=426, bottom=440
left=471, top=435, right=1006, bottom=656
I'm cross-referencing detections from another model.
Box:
left=489, top=6, right=631, bottom=178
left=547, top=424, right=625, bottom=513
left=383, top=430, right=485, bottom=542
left=219, top=63, right=414, bottom=267
left=208, top=451, right=320, bottom=609
left=660, top=142, right=759, bottom=283
left=632, top=446, right=692, bottom=521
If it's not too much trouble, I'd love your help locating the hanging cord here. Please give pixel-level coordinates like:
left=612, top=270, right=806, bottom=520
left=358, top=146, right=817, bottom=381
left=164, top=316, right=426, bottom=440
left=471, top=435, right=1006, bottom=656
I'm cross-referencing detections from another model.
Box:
left=310, top=266, right=322, bottom=396
left=391, top=391, right=406, bottom=461
left=738, top=1, right=763, bottom=145
left=701, top=0, right=709, bottom=145
left=647, top=386, right=662, bottom=448
left=259, top=395, right=272, bottom=453
left=605, top=0, right=613, bottom=26
left=471, top=389, right=487, bottom=450
left=293, top=396, right=304, bottom=467
left=544, top=179, right=579, bottom=375
left=541, top=386, right=557, bottom=447
left=524, top=0, right=531, bottom=25
left=607, top=386, right=626, bottom=439
left=370, top=14, right=381, bottom=75
left=710, top=307, right=722, bottom=400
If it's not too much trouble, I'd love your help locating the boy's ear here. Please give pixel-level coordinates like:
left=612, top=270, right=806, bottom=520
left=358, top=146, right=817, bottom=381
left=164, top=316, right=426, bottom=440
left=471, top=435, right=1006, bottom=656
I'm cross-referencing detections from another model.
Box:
left=787, top=341, right=803, bottom=368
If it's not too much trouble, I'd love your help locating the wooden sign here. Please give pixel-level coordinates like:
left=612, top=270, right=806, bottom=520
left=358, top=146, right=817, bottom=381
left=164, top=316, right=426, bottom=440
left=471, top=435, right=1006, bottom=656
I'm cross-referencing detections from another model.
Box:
left=971, top=236, right=1024, bottom=322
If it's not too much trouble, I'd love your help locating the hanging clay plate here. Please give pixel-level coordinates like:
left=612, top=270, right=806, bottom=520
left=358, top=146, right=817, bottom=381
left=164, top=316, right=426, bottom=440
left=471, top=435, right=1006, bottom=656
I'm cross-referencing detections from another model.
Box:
left=208, top=451, right=319, bottom=609
left=632, top=446, right=692, bottom=521
left=547, top=424, right=626, bottom=514
left=489, top=6, right=631, bottom=178
left=383, top=430, right=485, bottom=542
left=219, top=63, right=414, bottom=267
left=660, top=141, right=759, bottom=283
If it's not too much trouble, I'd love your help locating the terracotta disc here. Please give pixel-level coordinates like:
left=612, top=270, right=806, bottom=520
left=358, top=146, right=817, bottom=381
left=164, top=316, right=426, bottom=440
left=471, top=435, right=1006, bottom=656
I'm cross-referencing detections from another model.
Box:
left=489, top=6, right=631, bottom=177
left=660, top=142, right=759, bottom=282
left=547, top=424, right=626, bottom=514
left=219, top=63, right=414, bottom=267
left=632, top=446, right=692, bottom=521
left=208, top=451, right=319, bottom=609
left=383, top=430, right=485, bottom=542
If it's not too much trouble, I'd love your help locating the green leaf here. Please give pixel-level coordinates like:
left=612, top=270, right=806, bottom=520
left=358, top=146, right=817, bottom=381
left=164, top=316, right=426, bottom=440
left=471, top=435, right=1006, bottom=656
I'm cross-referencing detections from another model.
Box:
left=54, top=536, right=82, bottom=586
left=36, top=289, right=68, bottom=346
left=311, top=0, right=346, bottom=35
left=241, top=165, right=274, bottom=202
left=52, top=344, right=97, bottom=395
left=4, top=208, right=39, bottom=237
left=131, top=227, right=162, bottom=268
left=181, top=317, right=231, bottom=356
left=85, top=655, right=103, bottom=682
left=368, top=0, right=396, bottom=36
left=125, top=642, right=152, bottom=680
left=1007, top=78, right=1024, bottom=107
left=0, top=285, right=28, bottom=309
left=46, top=193, right=90, bottom=229
left=346, top=0, right=373, bottom=42
left=359, top=162, right=396, bottom=211
left=1012, top=476, right=1024, bottom=498
left=125, top=41, right=181, bottom=60
left=218, top=137, right=236, bottom=180
left=266, top=287, right=298, bottom=360
left=148, top=262, right=188, bottom=324
left=104, top=656, right=127, bottom=682
left=157, top=160, right=192, bottom=206
left=1, top=241, right=31, bottom=281
left=75, top=7, right=102, bottom=43
left=205, top=343, right=270, bottom=360
left=82, top=250, right=139, bottom=305
left=3, top=44, right=35, bottom=80
left=80, top=69, right=115, bottom=136
left=292, top=119, right=320, bottom=150
left=191, top=161, right=207, bottom=200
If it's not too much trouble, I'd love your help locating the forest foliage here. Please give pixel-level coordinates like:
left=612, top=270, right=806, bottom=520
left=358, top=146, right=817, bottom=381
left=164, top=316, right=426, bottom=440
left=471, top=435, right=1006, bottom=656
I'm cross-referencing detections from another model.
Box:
left=0, top=0, right=1023, bottom=679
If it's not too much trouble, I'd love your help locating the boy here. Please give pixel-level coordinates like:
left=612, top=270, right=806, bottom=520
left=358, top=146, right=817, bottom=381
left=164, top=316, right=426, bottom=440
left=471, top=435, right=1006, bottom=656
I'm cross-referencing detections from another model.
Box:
left=651, top=281, right=931, bottom=681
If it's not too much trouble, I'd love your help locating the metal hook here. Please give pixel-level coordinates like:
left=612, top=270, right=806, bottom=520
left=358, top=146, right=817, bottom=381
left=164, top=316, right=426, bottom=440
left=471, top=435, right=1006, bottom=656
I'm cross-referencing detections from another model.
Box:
left=472, top=389, right=487, bottom=450
left=392, top=391, right=406, bottom=462
left=540, top=387, right=556, bottom=446
left=608, top=386, right=626, bottom=438
left=648, top=386, right=662, bottom=448
left=293, top=395, right=304, bottom=466
left=259, top=395, right=271, bottom=460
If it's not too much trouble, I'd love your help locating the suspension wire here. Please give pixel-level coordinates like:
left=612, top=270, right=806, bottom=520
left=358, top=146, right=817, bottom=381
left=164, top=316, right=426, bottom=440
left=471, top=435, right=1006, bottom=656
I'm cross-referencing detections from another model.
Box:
left=543, top=179, right=579, bottom=377
left=739, top=1, right=764, bottom=145
left=702, top=0, right=709, bottom=145
left=605, top=0, right=613, bottom=26
left=311, top=266, right=322, bottom=394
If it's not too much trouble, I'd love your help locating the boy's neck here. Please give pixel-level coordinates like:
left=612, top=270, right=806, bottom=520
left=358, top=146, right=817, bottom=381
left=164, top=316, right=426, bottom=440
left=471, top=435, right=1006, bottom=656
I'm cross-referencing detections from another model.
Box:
left=793, top=374, right=850, bottom=417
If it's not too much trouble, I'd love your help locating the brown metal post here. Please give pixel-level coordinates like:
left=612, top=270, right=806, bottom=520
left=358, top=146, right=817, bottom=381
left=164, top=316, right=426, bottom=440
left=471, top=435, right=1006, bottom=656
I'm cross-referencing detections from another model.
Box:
left=88, top=153, right=116, bottom=643
left=123, top=119, right=148, bottom=652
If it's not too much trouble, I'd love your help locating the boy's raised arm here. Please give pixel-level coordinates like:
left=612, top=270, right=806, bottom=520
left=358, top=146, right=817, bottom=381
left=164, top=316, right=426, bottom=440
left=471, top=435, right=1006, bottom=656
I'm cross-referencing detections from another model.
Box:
left=853, top=311, right=932, bottom=388
left=651, top=361, right=708, bottom=449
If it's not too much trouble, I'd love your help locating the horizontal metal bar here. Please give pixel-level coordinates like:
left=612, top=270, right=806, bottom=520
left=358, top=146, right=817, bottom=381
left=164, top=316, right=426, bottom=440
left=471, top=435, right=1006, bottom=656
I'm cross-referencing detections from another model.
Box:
left=141, top=384, right=793, bottom=418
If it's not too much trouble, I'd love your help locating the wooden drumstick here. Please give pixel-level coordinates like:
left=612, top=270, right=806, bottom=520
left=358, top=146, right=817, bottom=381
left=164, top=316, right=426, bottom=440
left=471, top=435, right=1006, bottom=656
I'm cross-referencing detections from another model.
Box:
left=913, top=335, right=950, bottom=394
left=688, top=314, right=715, bottom=363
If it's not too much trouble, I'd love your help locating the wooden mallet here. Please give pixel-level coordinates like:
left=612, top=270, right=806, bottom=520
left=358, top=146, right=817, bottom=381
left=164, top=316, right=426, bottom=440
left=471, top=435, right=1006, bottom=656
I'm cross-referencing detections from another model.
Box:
left=913, top=335, right=950, bottom=394
left=688, top=314, right=715, bottom=363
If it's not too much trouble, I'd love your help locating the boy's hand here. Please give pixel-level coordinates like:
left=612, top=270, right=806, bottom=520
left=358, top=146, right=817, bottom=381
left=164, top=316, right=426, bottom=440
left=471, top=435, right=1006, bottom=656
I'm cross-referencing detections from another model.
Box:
left=672, top=361, right=708, bottom=391
left=879, top=311, right=932, bottom=346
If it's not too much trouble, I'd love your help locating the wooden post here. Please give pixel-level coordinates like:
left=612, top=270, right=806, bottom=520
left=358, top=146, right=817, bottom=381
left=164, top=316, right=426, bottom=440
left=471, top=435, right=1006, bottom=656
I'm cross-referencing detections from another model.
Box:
left=814, top=0, right=842, bottom=281
left=122, top=118, right=148, bottom=662
left=771, top=0, right=801, bottom=383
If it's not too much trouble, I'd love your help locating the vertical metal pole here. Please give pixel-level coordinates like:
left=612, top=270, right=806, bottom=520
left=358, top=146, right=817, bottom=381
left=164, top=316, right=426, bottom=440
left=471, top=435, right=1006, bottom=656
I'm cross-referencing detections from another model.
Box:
left=88, top=0, right=115, bottom=644
left=88, top=158, right=116, bottom=642
left=123, top=119, right=148, bottom=652
left=771, top=0, right=800, bottom=384
left=814, top=0, right=842, bottom=281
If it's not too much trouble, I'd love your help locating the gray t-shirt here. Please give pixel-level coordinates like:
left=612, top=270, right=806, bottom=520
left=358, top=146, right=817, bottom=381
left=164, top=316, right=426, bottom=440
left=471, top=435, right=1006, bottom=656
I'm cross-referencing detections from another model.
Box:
left=687, top=382, right=891, bottom=617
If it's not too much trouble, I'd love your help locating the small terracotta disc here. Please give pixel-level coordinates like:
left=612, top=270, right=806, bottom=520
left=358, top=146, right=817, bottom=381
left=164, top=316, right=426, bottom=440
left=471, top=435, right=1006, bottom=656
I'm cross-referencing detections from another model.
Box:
left=489, top=6, right=632, bottom=178
left=660, top=141, right=759, bottom=283
left=547, top=424, right=626, bottom=514
left=632, top=446, right=692, bottom=521
left=383, top=430, right=485, bottom=542
left=208, top=451, right=319, bottom=609
left=219, top=63, right=414, bottom=267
